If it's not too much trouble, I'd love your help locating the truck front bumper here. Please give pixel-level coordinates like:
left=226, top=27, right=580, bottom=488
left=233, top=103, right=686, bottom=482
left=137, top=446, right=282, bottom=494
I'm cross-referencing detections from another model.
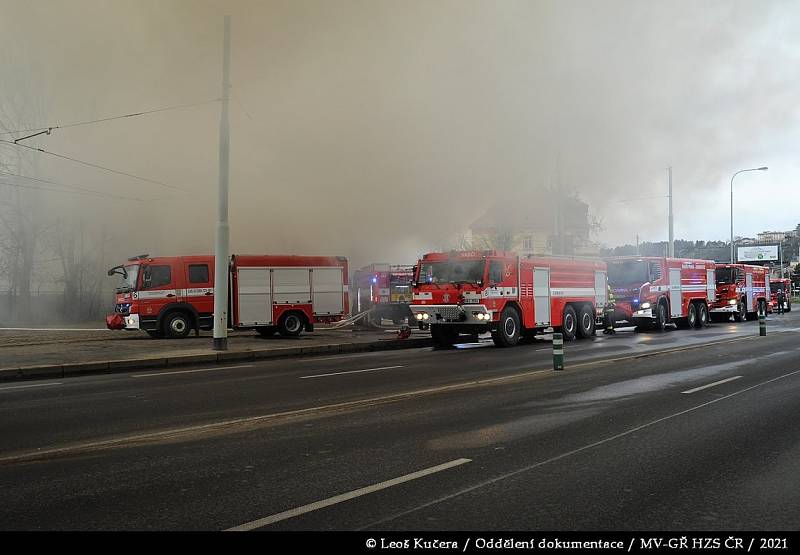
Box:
left=410, top=304, right=492, bottom=325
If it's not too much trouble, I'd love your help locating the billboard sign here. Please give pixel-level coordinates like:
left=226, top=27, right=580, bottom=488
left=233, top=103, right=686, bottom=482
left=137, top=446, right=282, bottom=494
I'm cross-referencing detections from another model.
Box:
left=737, top=245, right=778, bottom=262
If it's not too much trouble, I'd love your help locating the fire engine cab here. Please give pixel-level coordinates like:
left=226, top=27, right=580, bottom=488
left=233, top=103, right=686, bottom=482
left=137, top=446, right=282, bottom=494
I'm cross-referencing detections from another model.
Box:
left=710, top=263, right=769, bottom=321
left=351, top=264, right=415, bottom=325
left=605, top=256, right=716, bottom=330
left=410, top=250, right=607, bottom=348
left=106, top=254, right=349, bottom=338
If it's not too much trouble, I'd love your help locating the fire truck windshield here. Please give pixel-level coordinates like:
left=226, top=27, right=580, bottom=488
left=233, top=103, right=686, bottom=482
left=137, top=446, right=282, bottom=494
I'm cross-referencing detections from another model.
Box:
left=114, top=265, right=139, bottom=293
left=715, top=268, right=736, bottom=285
left=770, top=282, right=785, bottom=293
left=419, top=260, right=484, bottom=285
left=607, top=260, right=648, bottom=287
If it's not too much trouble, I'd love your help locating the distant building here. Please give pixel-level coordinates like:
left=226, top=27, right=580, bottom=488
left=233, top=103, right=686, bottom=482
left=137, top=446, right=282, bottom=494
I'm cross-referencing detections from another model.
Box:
left=468, top=193, right=597, bottom=256
left=757, top=231, right=788, bottom=243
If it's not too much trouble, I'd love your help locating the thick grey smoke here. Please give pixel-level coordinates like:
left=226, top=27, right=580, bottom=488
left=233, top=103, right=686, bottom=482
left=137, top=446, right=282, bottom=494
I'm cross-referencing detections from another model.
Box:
left=1, top=0, right=798, bottom=282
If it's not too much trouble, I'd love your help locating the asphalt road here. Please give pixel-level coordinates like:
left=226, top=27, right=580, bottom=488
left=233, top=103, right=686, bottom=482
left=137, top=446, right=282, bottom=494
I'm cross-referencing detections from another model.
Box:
left=1, top=312, right=799, bottom=530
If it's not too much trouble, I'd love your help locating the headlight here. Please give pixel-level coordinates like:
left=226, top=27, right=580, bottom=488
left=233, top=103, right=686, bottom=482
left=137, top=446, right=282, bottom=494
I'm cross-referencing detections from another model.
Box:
left=415, top=313, right=424, bottom=320
left=422, top=313, right=430, bottom=320
left=729, top=299, right=738, bottom=305
left=640, top=302, right=651, bottom=309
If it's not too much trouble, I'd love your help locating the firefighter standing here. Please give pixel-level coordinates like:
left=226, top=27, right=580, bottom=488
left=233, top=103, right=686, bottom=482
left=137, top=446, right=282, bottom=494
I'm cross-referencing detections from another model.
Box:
left=777, top=287, right=786, bottom=315
left=603, top=284, right=616, bottom=335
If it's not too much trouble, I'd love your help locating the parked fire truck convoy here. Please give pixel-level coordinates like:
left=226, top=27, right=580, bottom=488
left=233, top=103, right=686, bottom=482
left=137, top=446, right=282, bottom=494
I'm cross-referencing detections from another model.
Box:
left=106, top=250, right=792, bottom=345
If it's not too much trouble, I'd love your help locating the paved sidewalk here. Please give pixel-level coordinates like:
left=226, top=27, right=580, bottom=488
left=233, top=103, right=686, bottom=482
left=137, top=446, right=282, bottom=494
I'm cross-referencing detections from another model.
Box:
left=0, top=326, right=432, bottom=380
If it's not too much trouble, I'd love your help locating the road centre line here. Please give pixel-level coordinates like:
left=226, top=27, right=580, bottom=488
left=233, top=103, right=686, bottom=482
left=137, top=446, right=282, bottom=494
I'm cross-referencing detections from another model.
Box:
left=225, top=458, right=472, bottom=531
left=0, top=382, right=62, bottom=392
left=682, top=376, right=743, bottom=394
left=300, top=365, right=405, bottom=379
left=131, top=365, right=253, bottom=378
left=361, top=369, right=800, bottom=530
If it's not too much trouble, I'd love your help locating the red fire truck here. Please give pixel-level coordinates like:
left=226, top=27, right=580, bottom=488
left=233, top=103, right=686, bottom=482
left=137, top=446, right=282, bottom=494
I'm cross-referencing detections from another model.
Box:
left=351, top=263, right=415, bottom=325
left=106, top=254, right=349, bottom=338
left=710, top=263, right=769, bottom=322
left=409, top=250, right=607, bottom=347
left=605, top=256, right=716, bottom=330
left=769, top=277, right=792, bottom=312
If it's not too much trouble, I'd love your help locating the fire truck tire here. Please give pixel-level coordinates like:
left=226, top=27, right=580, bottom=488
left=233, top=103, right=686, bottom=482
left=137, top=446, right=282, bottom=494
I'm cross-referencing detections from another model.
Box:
left=491, top=307, right=521, bottom=347
left=560, top=305, right=577, bottom=341
left=278, top=312, right=305, bottom=337
left=734, top=299, right=746, bottom=322
left=576, top=304, right=595, bottom=339
left=163, top=311, right=193, bottom=339
left=654, top=301, right=668, bottom=331
left=696, top=302, right=709, bottom=328
left=431, top=325, right=458, bottom=349
left=679, top=303, right=697, bottom=329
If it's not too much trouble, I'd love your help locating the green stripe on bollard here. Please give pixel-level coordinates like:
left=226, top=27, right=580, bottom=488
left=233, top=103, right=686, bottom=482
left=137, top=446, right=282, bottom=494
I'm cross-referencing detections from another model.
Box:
left=552, top=332, right=564, bottom=370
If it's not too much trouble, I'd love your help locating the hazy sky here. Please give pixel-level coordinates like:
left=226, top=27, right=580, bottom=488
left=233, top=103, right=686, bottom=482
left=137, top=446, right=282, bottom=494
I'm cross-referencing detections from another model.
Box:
left=1, top=0, right=798, bottom=269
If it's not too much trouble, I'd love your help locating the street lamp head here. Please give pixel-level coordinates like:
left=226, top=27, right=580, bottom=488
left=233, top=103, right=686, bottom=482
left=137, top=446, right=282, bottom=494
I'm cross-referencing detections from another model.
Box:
left=758, top=166, right=768, bottom=171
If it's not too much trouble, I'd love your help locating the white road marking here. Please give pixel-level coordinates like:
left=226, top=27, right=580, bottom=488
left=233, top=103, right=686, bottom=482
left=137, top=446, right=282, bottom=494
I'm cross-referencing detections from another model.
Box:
left=226, top=458, right=471, bottom=531
left=361, top=369, right=800, bottom=530
left=682, top=376, right=743, bottom=394
left=0, top=382, right=63, bottom=391
left=300, top=365, right=405, bottom=379
left=131, top=365, right=253, bottom=378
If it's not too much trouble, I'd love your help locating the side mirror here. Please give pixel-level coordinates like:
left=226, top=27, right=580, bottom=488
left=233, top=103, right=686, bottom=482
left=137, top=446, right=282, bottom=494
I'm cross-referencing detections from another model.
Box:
left=411, top=281, right=418, bottom=288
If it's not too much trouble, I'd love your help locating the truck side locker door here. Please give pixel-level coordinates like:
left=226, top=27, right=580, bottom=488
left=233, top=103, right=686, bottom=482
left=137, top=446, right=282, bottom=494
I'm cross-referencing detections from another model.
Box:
left=745, top=271, right=754, bottom=312
left=534, top=267, right=551, bottom=326
left=669, top=268, right=682, bottom=318
left=595, top=271, right=607, bottom=310
left=706, top=269, right=715, bottom=303
left=185, top=261, right=214, bottom=324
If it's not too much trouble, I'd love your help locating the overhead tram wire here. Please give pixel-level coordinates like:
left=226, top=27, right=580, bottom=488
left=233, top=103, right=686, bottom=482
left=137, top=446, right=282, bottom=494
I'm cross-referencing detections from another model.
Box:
left=0, top=139, right=188, bottom=192
left=0, top=172, right=145, bottom=202
left=0, top=98, right=221, bottom=137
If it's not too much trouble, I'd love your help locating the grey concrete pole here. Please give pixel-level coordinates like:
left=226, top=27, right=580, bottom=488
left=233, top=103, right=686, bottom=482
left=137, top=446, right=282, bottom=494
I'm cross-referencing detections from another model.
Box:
left=213, top=15, right=231, bottom=351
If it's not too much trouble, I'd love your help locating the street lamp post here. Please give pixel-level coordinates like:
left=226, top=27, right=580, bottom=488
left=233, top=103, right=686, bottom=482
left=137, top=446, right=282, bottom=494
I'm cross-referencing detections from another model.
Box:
left=730, top=166, right=768, bottom=263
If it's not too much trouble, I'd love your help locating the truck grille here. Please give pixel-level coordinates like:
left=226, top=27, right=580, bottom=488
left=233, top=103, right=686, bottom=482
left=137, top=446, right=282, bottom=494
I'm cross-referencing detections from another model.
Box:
left=434, top=306, right=463, bottom=320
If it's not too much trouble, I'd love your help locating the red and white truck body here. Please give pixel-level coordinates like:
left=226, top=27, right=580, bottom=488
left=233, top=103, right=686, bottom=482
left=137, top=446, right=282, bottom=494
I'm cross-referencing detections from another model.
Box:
left=410, top=250, right=607, bottom=347
left=769, top=277, right=792, bottom=312
left=106, top=254, right=349, bottom=338
left=351, top=263, right=415, bottom=324
left=605, top=256, right=716, bottom=329
left=710, top=264, right=769, bottom=321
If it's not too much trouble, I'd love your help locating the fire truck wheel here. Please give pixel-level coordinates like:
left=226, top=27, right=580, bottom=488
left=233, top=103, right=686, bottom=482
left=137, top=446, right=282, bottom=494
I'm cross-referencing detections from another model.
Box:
left=680, top=303, right=697, bottom=329
left=576, top=305, right=595, bottom=339
left=163, top=312, right=193, bottom=339
left=431, top=325, right=458, bottom=348
left=278, top=312, right=305, bottom=337
left=491, top=307, right=521, bottom=347
left=734, top=299, right=746, bottom=322
left=696, top=302, right=709, bottom=328
left=557, top=305, right=576, bottom=341
left=654, top=302, right=667, bottom=331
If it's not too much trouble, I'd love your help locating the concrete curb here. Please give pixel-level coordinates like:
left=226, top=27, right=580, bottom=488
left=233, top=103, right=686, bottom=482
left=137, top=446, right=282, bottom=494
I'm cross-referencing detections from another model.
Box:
left=0, top=337, right=433, bottom=383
